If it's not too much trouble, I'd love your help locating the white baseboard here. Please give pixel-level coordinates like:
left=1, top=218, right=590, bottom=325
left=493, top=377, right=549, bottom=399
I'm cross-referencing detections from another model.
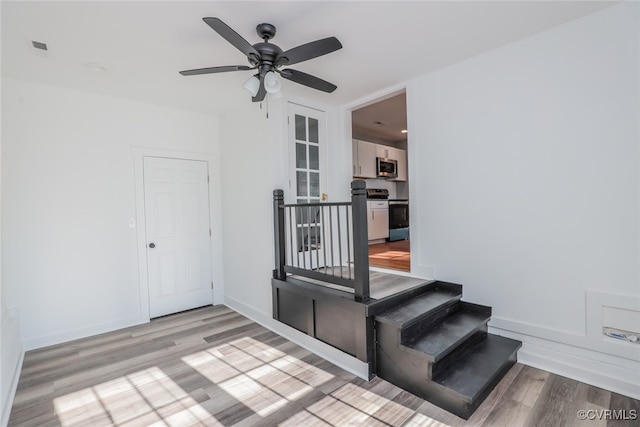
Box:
left=489, top=323, right=640, bottom=400
left=223, top=295, right=370, bottom=380
left=1, top=349, right=24, bottom=427
left=23, top=315, right=149, bottom=351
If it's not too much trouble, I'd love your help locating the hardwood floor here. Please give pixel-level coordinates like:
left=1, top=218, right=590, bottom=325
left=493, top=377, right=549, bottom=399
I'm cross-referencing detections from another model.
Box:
left=369, top=239, right=410, bottom=272
left=9, top=305, right=639, bottom=426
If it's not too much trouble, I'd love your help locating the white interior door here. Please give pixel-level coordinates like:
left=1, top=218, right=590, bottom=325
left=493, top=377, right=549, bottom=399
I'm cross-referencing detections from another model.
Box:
left=143, top=157, right=213, bottom=318
left=288, top=103, right=329, bottom=269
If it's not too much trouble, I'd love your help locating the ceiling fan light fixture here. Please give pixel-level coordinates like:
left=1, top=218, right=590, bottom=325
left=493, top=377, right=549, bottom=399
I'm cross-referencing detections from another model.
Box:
left=264, top=71, right=281, bottom=94
left=180, top=18, right=342, bottom=103
left=243, top=75, right=261, bottom=96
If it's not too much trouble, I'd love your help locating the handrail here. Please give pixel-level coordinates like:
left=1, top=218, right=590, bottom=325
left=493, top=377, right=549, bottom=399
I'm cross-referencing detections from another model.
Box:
left=282, top=201, right=352, bottom=208
left=273, top=180, right=370, bottom=301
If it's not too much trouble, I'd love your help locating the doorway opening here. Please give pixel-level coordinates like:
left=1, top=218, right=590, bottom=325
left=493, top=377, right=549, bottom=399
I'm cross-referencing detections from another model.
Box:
left=351, top=91, right=410, bottom=272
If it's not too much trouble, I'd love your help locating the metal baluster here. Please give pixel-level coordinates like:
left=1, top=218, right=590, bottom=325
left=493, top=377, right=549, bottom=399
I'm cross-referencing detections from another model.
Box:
left=337, top=205, right=343, bottom=278
left=314, top=207, right=320, bottom=272
left=321, top=205, right=327, bottom=275
left=346, top=205, right=352, bottom=280
left=299, top=206, right=306, bottom=270
left=329, top=206, right=334, bottom=276
left=288, top=207, right=294, bottom=268
left=307, top=205, right=313, bottom=269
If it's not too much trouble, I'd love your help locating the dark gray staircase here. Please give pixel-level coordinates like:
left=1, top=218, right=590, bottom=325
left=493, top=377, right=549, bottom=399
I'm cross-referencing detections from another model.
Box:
left=375, top=281, right=521, bottom=419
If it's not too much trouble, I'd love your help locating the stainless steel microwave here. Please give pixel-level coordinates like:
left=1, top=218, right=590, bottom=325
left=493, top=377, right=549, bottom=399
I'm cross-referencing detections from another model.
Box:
left=376, top=157, right=398, bottom=178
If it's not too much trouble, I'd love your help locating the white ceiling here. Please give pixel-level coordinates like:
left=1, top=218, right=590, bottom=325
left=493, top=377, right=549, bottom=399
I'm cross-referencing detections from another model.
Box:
left=352, top=93, right=407, bottom=143
left=1, top=1, right=616, bottom=116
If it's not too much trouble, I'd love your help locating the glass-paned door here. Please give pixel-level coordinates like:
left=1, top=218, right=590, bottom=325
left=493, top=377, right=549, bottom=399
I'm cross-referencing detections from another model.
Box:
left=288, top=103, right=326, bottom=269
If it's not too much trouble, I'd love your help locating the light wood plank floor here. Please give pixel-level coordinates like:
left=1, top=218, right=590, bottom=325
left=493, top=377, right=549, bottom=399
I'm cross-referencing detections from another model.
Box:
left=9, top=306, right=639, bottom=426
left=369, top=240, right=410, bottom=272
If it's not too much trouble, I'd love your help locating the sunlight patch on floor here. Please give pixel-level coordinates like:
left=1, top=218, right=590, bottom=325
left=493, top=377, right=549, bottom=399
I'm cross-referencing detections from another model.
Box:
left=182, top=336, right=333, bottom=418
left=53, top=366, right=221, bottom=426
left=281, top=382, right=450, bottom=427
left=370, top=251, right=408, bottom=258
left=401, top=412, right=453, bottom=427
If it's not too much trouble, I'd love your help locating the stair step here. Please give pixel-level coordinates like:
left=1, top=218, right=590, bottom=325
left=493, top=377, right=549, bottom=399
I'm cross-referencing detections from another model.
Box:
left=432, top=333, right=522, bottom=404
left=403, top=308, right=491, bottom=363
left=375, top=289, right=461, bottom=328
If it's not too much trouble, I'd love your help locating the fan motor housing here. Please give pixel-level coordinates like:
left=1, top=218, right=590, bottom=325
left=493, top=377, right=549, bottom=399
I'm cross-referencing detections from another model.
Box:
left=252, top=42, right=283, bottom=64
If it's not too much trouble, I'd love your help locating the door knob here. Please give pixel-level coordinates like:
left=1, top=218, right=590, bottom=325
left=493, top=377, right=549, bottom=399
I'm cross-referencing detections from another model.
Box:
left=148, top=243, right=156, bottom=248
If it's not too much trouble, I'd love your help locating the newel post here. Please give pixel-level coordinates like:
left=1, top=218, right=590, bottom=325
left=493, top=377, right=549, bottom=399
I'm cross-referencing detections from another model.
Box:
left=351, top=180, right=370, bottom=301
left=273, top=189, right=286, bottom=280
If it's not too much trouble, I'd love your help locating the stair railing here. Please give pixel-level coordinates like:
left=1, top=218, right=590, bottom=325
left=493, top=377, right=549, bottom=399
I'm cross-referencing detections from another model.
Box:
left=273, top=180, right=370, bottom=302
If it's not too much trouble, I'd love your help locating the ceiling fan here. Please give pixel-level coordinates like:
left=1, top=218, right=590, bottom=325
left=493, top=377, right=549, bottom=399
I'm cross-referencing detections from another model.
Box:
left=179, top=18, right=342, bottom=102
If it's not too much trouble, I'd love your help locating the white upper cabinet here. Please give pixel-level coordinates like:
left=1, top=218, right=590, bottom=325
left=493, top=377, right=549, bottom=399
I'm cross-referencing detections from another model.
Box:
left=376, top=145, right=392, bottom=159
left=391, top=147, right=407, bottom=182
left=352, top=139, right=377, bottom=178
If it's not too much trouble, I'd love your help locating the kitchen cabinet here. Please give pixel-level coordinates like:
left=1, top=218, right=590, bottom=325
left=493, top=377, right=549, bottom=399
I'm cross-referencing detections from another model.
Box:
left=392, top=148, right=407, bottom=182
left=367, top=200, right=389, bottom=241
left=352, top=139, right=377, bottom=178
left=376, top=145, right=392, bottom=159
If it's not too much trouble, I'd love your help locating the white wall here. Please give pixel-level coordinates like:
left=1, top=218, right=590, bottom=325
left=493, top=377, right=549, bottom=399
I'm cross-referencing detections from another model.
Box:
left=1, top=77, right=221, bottom=350
left=407, top=3, right=639, bottom=396
left=1, top=70, right=24, bottom=426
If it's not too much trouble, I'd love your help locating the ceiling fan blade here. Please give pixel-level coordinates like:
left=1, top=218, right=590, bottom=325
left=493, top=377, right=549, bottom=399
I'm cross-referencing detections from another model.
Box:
left=252, top=76, right=267, bottom=102
left=203, top=17, right=260, bottom=59
left=277, top=37, right=342, bottom=66
left=279, top=69, right=337, bottom=93
left=179, top=65, right=254, bottom=76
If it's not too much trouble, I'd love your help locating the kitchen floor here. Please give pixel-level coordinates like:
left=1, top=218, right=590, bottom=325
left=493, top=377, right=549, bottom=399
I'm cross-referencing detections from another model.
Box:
left=368, top=239, right=410, bottom=272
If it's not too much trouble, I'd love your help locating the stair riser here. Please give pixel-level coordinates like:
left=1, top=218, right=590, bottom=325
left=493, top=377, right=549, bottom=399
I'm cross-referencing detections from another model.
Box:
left=401, top=301, right=492, bottom=343
left=399, top=298, right=461, bottom=336
left=430, top=328, right=488, bottom=379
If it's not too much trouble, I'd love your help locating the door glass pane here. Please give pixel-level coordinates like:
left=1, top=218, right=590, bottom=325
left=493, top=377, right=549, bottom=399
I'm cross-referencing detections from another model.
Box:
left=308, top=118, right=319, bottom=143
left=309, top=145, right=319, bottom=170
left=296, top=203, right=306, bottom=225
left=296, top=143, right=307, bottom=169
left=295, top=115, right=306, bottom=141
left=296, top=171, right=308, bottom=197
left=309, top=172, right=319, bottom=197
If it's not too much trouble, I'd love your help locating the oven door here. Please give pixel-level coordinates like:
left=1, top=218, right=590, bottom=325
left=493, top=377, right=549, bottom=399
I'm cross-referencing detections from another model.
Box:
left=389, top=202, right=409, bottom=229
left=376, top=157, right=398, bottom=178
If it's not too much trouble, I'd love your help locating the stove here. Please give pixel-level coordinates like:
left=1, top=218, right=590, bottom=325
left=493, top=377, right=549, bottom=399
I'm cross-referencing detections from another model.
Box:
left=366, top=188, right=389, bottom=200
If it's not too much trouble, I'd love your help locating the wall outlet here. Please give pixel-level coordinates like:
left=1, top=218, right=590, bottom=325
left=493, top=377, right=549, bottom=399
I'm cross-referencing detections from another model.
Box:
left=603, top=327, right=640, bottom=344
